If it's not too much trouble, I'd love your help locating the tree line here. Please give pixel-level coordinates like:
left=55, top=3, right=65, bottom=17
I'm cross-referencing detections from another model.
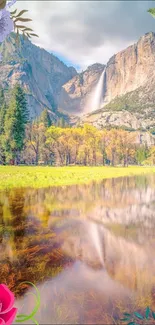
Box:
left=0, top=84, right=155, bottom=166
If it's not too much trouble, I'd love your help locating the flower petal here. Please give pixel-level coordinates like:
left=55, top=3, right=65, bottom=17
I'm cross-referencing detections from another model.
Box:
left=0, top=318, right=5, bottom=325
left=0, top=9, right=14, bottom=43
left=6, top=0, right=16, bottom=9
left=0, top=308, right=17, bottom=325
left=0, top=285, right=15, bottom=314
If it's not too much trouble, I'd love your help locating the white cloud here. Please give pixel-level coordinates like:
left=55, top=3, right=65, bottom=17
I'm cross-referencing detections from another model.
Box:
left=13, top=0, right=155, bottom=70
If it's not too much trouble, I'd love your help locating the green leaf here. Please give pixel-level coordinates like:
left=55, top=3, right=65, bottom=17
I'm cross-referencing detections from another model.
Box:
left=127, top=322, right=135, bottom=325
left=145, top=306, right=150, bottom=319
left=123, top=313, right=131, bottom=317
left=152, top=311, right=155, bottom=319
left=31, top=317, right=39, bottom=325
left=10, top=9, right=17, bottom=15
left=16, top=314, right=39, bottom=325
left=15, top=25, right=29, bottom=29
left=14, top=18, right=32, bottom=23
left=120, top=318, right=131, bottom=321
left=22, top=27, right=34, bottom=32
left=29, top=33, right=39, bottom=38
left=148, top=8, right=155, bottom=18
left=14, top=10, right=29, bottom=18
left=134, top=312, right=144, bottom=320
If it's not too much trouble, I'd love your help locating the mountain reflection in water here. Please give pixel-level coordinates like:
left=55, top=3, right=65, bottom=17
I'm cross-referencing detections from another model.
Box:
left=1, top=174, right=155, bottom=323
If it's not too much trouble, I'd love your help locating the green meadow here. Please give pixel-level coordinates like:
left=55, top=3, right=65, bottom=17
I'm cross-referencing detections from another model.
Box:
left=0, top=165, right=155, bottom=190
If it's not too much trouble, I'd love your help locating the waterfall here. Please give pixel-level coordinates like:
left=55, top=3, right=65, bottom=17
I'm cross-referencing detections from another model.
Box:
left=84, top=69, right=105, bottom=114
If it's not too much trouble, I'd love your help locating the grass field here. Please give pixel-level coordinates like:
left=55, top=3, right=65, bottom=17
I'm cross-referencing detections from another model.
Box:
left=0, top=165, right=155, bottom=190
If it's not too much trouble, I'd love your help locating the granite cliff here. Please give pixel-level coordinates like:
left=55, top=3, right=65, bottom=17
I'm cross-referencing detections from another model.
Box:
left=0, top=33, right=77, bottom=120
left=63, top=32, right=155, bottom=131
left=102, top=32, right=155, bottom=105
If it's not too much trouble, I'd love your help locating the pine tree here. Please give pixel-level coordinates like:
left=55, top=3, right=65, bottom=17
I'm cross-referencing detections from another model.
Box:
left=40, top=108, right=52, bottom=128
left=0, top=87, right=6, bottom=134
left=0, top=102, right=7, bottom=135
left=0, top=87, right=4, bottom=106
left=0, top=87, right=7, bottom=164
left=0, top=104, right=7, bottom=165
left=3, top=84, right=28, bottom=164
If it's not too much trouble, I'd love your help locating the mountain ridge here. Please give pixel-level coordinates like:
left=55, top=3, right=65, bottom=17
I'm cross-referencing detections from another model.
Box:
left=0, top=33, right=77, bottom=120
left=1, top=32, right=155, bottom=131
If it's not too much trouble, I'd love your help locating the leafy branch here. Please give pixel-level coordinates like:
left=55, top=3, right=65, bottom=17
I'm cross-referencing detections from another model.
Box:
left=121, top=307, right=155, bottom=324
left=10, top=9, right=39, bottom=42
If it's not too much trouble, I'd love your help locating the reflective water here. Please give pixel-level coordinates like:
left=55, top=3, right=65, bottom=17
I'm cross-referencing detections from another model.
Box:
left=1, top=175, right=155, bottom=324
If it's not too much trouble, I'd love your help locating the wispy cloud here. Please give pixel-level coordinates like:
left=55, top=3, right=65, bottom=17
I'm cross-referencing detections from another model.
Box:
left=15, top=1, right=155, bottom=70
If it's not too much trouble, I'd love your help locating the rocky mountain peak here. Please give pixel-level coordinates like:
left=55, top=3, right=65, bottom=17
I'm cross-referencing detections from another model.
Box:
left=139, top=31, right=155, bottom=41
left=87, top=63, right=105, bottom=72
left=0, top=33, right=77, bottom=119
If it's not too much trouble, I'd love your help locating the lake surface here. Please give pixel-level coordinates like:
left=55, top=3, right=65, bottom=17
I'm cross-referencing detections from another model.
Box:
left=1, top=174, right=155, bottom=324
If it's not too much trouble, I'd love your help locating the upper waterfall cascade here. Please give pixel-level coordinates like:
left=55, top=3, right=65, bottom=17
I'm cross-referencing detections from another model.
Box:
left=84, top=69, right=105, bottom=114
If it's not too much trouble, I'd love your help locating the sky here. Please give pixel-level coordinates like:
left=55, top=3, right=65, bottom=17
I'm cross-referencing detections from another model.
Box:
left=15, top=0, right=155, bottom=71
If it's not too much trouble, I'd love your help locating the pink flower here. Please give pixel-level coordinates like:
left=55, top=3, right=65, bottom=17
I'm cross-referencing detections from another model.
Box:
left=0, top=284, right=17, bottom=325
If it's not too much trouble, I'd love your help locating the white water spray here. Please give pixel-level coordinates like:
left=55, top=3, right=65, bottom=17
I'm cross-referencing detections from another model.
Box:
left=85, top=69, right=105, bottom=114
